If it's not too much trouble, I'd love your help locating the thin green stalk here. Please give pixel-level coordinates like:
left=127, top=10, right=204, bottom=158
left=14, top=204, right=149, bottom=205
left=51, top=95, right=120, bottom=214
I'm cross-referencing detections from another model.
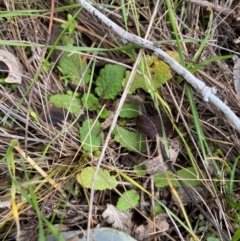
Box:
left=192, top=7, right=213, bottom=63
left=120, top=0, right=129, bottom=31
left=229, top=156, right=240, bottom=195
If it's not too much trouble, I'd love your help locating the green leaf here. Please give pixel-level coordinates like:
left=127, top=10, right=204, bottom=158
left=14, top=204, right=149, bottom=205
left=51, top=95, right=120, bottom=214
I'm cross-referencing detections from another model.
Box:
left=122, top=52, right=180, bottom=94
left=154, top=167, right=201, bottom=188
left=97, top=107, right=109, bottom=119
left=150, top=204, right=163, bottom=216
left=79, top=119, right=103, bottom=152
left=207, top=238, right=220, bottom=241
left=58, top=51, right=91, bottom=85
left=49, top=93, right=81, bottom=114
left=119, top=103, right=140, bottom=118
left=95, top=64, right=126, bottom=99
left=133, top=165, right=147, bottom=176
left=81, top=93, right=100, bottom=111
left=67, top=13, right=73, bottom=21
left=76, top=167, right=118, bottom=190
left=112, top=126, right=146, bottom=152
left=226, top=198, right=240, bottom=210
left=116, top=190, right=140, bottom=211
left=177, top=167, right=201, bottom=187
left=154, top=170, right=179, bottom=188
left=29, top=109, right=40, bottom=124
left=232, top=228, right=240, bottom=241
left=60, top=14, right=78, bottom=34
left=61, top=35, right=74, bottom=46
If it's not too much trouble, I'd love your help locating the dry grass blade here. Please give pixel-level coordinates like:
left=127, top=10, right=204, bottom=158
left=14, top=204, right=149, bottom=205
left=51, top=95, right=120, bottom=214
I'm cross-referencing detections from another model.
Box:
left=14, top=146, right=67, bottom=198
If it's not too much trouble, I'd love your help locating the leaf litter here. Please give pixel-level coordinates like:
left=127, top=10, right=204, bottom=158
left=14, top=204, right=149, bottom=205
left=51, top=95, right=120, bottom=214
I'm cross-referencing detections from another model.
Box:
left=0, top=1, right=240, bottom=241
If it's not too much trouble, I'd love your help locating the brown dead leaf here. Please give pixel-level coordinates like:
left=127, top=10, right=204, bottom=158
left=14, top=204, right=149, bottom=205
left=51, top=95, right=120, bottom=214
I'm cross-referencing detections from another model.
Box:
left=101, top=111, right=115, bottom=130
left=0, top=49, right=22, bottom=84
left=0, top=200, right=10, bottom=209
left=145, top=137, right=180, bottom=175
left=145, top=155, right=168, bottom=175
left=168, top=137, right=181, bottom=162
left=41, top=104, right=72, bottom=125
left=136, top=114, right=174, bottom=139
left=134, top=214, right=169, bottom=240
left=102, top=204, right=134, bottom=234
left=172, top=186, right=206, bottom=205
left=136, top=115, right=162, bottom=139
